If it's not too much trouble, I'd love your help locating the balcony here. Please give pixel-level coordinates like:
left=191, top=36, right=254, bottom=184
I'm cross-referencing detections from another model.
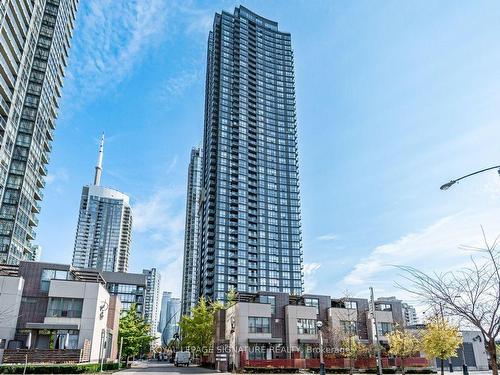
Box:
left=43, top=139, right=52, bottom=153
left=28, top=215, right=38, bottom=227
left=36, top=176, right=45, bottom=188
left=34, top=189, right=43, bottom=201
left=0, top=96, right=9, bottom=117
left=38, top=164, right=48, bottom=176
left=26, top=226, right=35, bottom=240
left=32, top=201, right=41, bottom=213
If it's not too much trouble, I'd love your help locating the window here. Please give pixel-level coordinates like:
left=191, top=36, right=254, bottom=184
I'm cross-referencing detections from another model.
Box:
left=340, top=321, right=358, bottom=335
left=304, top=298, right=319, bottom=314
left=248, top=344, right=267, bottom=360
left=345, top=301, right=357, bottom=310
left=377, top=322, right=394, bottom=335
left=297, top=318, right=317, bottom=335
left=376, top=303, right=392, bottom=312
left=259, top=295, right=276, bottom=314
left=47, top=298, right=83, bottom=318
left=248, top=317, right=270, bottom=333
left=40, top=269, right=70, bottom=292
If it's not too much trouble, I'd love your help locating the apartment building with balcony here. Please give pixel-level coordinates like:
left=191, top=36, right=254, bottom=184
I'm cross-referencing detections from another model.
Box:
left=0, top=0, right=79, bottom=264
left=198, top=6, right=303, bottom=301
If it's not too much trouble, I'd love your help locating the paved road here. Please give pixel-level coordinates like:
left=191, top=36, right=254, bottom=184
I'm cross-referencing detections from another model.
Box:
left=121, top=362, right=220, bottom=375
left=120, top=362, right=494, bottom=375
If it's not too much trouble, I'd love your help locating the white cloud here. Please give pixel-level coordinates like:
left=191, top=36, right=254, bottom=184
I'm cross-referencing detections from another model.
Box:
left=63, top=0, right=170, bottom=109
left=133, top=187, right=184, bottom=234
left=303, top=263, right=321, bottom=293
left=132, top=187, right=186, bottom=296
left=155, top=69, right=203, bottom=109
left=342, top=207, right=500, bottom=297
left=317, top=233, right=339, bottom=241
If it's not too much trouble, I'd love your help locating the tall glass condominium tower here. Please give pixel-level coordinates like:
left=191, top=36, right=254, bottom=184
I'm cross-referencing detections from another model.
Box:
left=181, top=146, right=202, bottom=316
left=199, top=6, right=303, bottom=301
left=0, top=0, right=79, bottom=264
left=72, top=136, right=133, bottom=272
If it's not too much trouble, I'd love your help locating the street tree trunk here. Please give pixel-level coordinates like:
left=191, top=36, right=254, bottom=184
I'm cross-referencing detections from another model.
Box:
left=401, top=357, right=405, bottom=375
left=440, top=358, right=444, bottom=375
left=487, top=339, right=498, bottom=375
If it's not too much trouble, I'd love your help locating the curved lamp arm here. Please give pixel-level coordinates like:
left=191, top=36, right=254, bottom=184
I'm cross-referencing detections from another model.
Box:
left=440, top=165, right=500, bottom=190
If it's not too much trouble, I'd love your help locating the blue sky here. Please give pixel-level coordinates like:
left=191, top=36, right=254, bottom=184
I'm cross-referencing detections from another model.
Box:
left=37, top=0, right=500, bottom=309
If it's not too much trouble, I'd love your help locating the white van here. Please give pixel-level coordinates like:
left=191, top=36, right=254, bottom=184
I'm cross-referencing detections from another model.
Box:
left=174, top=351, right=190, bottom=367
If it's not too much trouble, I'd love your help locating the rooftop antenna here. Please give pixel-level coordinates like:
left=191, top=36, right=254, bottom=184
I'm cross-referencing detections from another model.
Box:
left=94, top=133, right=104, bottom=186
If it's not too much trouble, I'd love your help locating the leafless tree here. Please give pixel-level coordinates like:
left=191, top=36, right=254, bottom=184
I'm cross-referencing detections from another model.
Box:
left=396, top=228, right=500, bottom=375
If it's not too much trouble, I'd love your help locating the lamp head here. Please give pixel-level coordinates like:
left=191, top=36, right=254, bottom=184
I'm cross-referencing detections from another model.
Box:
left=440, top=180, right=456, bottom=191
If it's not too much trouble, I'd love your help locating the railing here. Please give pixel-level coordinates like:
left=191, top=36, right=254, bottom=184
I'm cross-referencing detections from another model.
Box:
left=244, top=356, right=430, bottom=369
left=2, top=349, right=83, bottom=364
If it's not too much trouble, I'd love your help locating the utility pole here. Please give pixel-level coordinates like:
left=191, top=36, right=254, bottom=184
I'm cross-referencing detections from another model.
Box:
left=370, top=287, right=383, bottom=375
left=316, top=321, right=325, bottom=375
left=118, top=337, right=124, bottom=369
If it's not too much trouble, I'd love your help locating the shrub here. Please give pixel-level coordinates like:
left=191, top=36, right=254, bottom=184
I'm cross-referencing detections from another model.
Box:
left=244, top=367, right=299, bottom=373
left=364, top=368, right=397, bottom=374
left=404, top=369, right=437, bottom=374
left=308, top=368, right=352, bottom=373
left=0, top=363, right=119, bottom=374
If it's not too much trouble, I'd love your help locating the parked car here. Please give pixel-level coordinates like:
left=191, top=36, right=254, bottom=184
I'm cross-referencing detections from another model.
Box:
left=174, top=351, right=190, bottom=367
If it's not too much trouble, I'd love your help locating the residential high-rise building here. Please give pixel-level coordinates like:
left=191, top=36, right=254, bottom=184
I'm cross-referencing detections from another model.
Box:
left=0, top=0, right=79, bottom=264
left=158, top=291, right=180, bottom=346
left=71, top=136, right=132, bottom=272
left=402, top=302, right=418, bottom=326
left=31, top=244, right=42, bottom=261
left=143, top=268, right=161, bottom=336
left=102, top=271, right=146, bottom=316
left=198, top=6, right=303, bottom=301
left=181, top=146, right=202, bottom=316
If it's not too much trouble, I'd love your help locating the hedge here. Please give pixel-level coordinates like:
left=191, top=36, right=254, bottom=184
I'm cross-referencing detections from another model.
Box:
left=364, top=369, right=397, bottom=374
left=308, top=368, right=352, bottom=373
left=244, top=367, right=300, bottom=373
left=0, top=363, right=119, bottom=374
left=364, top=369, right=435, bottom=374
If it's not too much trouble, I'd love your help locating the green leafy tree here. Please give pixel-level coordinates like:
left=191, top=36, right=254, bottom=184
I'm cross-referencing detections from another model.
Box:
left=387, top=327, right=421, bottom=374
left=226, top=288, right=238, bottom=308
left=421, top=317, right=461, bottom=375
left=119, top=304, right=153, bottom=365
left=179, top=297, right=218, bottom=357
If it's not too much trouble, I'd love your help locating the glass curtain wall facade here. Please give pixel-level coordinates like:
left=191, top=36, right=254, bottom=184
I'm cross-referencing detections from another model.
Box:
left=181, top=146, right=202, bottom=316
left=143, top=268, right=161, bottom=336
left=0, top=0, right=79, bottom=264
left=72, top=185, right=132, bottom=272
left=199, top=6, right=303, bottom=301
left=158, top=291, right=180, bottom=346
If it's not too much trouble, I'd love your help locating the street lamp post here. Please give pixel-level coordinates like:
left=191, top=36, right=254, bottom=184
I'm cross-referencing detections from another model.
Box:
left=316, top=321, right=325, bottom=375
left=458, top=333, right=469, bottom=375
left=440, top=165, right=500, bottom=190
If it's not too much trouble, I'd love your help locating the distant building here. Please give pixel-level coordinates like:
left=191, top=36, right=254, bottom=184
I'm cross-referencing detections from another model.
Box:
left=0, top=261, right=121, bottom=364
left=102, top=271, right=146, bottom=316
left=72, top=136, right=133, bottom=272
left=181, top=147, right=202, bottom=316
left=0, top=0, right=79, bottom=265
left=158, top=292, right=180, bottom=346
left=31, top=245, right=42, bottom=262
left=402, top=302, right=418, bottom=326
left=142, top=268, right=161, bottom=336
